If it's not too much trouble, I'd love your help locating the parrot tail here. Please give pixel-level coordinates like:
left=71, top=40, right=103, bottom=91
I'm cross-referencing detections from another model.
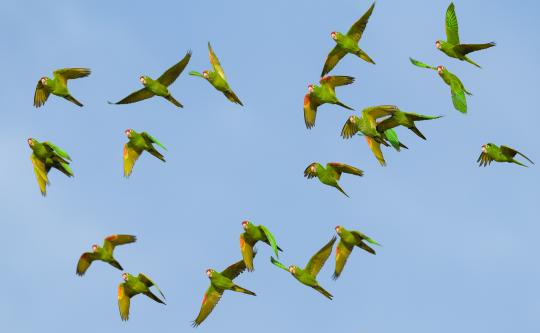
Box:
left=334, top=184, right=350, bottom=198
left=57, top=163, right=74, bottom=177
left=224, top=90, right=244, bottom=106
left=464, top=56, right=481, bottom=68
left=408, top=126, right=427, bottom=140
left=355, top=49, right=375, bottom=65
left=144, top=291, right=166, bottom=304
left=63, top=95, right=83, bottom=107
left=357, top=242, right=376, bottom=255
left=148, top=148, right=166, bottom=162
left=232, top=285, right=256, bottom=296
left=164, top=94, right=183, bottom=108
left=108, top=260, right=123, bottom=271
left=335, top=100, right=354, bottom=111
left=511, top=159, right=528, bottom=168
left=312, top=285, right=333, bottom=300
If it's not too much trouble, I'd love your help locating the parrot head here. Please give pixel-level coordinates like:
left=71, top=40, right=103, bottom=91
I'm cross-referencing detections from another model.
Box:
left=435, top=40, right=442, bottom=49
left=308, top=84, right=314, bottom=93
left=122, top=273, right=129, bottom=281
left=125, top=129, right=133, bottom=138
left=241, top=220, right=251, bottom=230
left=330, top=31, right=337, bottom=40
left=91, top=244, right=98, bottom=252
left=202, top=70, right=210, bottom=79
left=139, top=75, right=149, bottom=85
left=349, top=115, right=356, bottom=124
left=206, top=269, right=214, bottom=278
left=27, top=138, right=37, bottom=148
left=310, top=164, right=317, bottom=173
left=335, top=225, right=342, bottom=234
left=436, top=66, right=445, bottom=75
left=40, top=77, right=50, bottom=86
left=481, top=144, right=487, bottom=153
left=288, top=265, right=297, bottom=275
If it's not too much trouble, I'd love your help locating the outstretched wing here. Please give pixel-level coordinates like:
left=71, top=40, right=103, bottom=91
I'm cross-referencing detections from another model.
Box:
left=319, top=75, right=355, bottom=92
left=500, top=146, right=534, bottom=164
left=259, top=225, right=279, bottom=258
left=303, top=93, right=319, bottom=129
left=30, top=154, right=48, bottom=195
left=303, top=163, right=319, bottom=179
left=327, top=163, right=364, bottom=180
left=43, top=142, right=71, bottom=161
left=53, top=68, right=91, bottom=85
left=270, top=256, right=289, bottom=272
left=33, top=80, right=51, bottom=107
left=445, top=2, right=460, bottom=45
left=221, top=257, right=250, bottom=280
left=453, top=42, right=496, bottom=55
left=240, top=233, right=256, bottom=272
left=118, top=283, right=136, bottom=321
left=157, top=50, right=192, bottom=86
left=409, top=57, right=437, bottom=70
left=76, top=252, right=99, bottom=276
left=321, top=45, right=348, bottom=77
left=346, top=2, right=376, bottom=42
left=366, top=136, right=386, bottom=166
left=304, top=236, right=337, bottom=278
left=123, top=143, right=141, bottom=178
left=376, top=116, right=400, bottom=132
left=333, top=240, right=353, bottom=280
left=341, top=115, right=361, bottom=139
left=477, top=151, right=492, bottom=167
left=192, top=285, right=223, bottom=327
left=110, top=88, right=155, bottom=105
left=363, top=105, right=397, bottom=129
left=208, top=42, right=226, bottom=80
left=450, top=79, right=467, bottom=113
left=138, top=273, right=166, bottom=300
left=141, top=132, right=167, bottom=151
left=103, top=234, right=137, bottom=254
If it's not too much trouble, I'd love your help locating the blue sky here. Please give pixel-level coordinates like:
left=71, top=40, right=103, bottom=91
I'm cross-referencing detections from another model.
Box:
left=1, top=0, right=539, bottom=331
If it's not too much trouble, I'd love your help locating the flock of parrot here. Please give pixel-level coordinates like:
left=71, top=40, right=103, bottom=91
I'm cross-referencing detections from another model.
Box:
left=26, top=1, right=534, bottom=327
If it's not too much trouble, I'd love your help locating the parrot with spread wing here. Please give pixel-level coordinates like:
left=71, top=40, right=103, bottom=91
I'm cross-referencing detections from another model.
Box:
left=321, top=2, right=376, bottom=76
left=240, top=220, right=282, bottom=272
left=435, top=2, right=495, bottom=68
left=410, top=58, right=472, bottom=114
left=303, top=75, right=355, bottom=129
left=28, top=138, right=73, bottom=196
left=477, top=143, right=534, bottom=167
left=189, top=42, right=243, bottom=105
left=34, top=68, right=91, bottom=108
left=341, top=105, right=408, bottom=166
left=333, top=226, right=380, bottom=280
left=192, top=256, right=256, bottom=327
left=109, top=51, right=191, bottom=107
left=304, top=162, right=363, bottom=198
left=117, top=272, right=166, bottom=321
left=271, top=236, right=336, bottom=300
left=123, top=129, right=166, bottom=177
left=76, top=234, right=136, bottom=276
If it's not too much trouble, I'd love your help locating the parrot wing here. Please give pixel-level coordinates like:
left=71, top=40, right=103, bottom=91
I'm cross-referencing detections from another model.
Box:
left=192, top=285, right=223, bottom=327
left=346, top=2, right=376, bottom=42
left=208, top=42, right=227, bottom=80
left=326, top=162, right=364, bottom=180
left=303, top=93, right=319, bottom=129
left=365, top=136, right=386, bottom=166
left=363, top=105, right=398, bottom=129
left=445, top=2, right=460, bottom=45
left=76, top=252, right=99, bottom=276
left=138, top=273, right=166, bottom=300
left=376, top=116, right=400, bottom=132
left=453, top=42, right=496, bottom=55
left=319, top=75, right=355, bottom=91
left=449, top=79, right=467, bottom=113
left=109, top=88, right=155, bottom=105
left=30, top=154, right=49, bottom=195
left=270, top=256, right=289, bottom=272
left=157, top=50, right=192, bottom=86
left=103, top=234, right=137, bottom=254
left=409, top=57, right=437, bottom=70
left=240, top=233, right=256, bottom=272
left=500, top=146, right=534, bottom=164
left=303, top=163, right=319, bottom=179
left=43, top=142, right=71, bottom=161
left=123, top=143, right=141, bottom=178
left=321, top=45, right=348, bottom=77
left=259, top=225, right=279, bottom=258
left=340, top=115, right=361, bottom=139
left=352, top=231, right=381, bottom=246
left=476, top=151, right=492, bottom=167
left=33, top=80, right=51, bottom=107
left=118, top=283, right=137, bottom=321
left=53, top=68, right=91, bottom=85
left=141, top=132, right=167, bottom=151
left=221, top=256, right=252, bottom=280
left=332, top=240, right=353, bottom=280
left=304, top=236, right=337, bottom=278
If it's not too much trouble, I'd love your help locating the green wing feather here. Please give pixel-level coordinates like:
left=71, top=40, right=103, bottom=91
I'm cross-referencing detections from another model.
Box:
left=30, top=154, right=48, bottom=195
left=303, top=93, right=318, bottom=129
left=76, top=252, right=99, bottom=276
left=43, top=142, right=71, bottom=161
left=321, top=45, right=347, bottom=77
left=192, top=285, right=223, bottom=327
left=333, top=240, right=353, bottom=280
left=303, top=163, right=319, bottom=179
left=123, top=143, right=141, bottom=178
left=240, top=233, right=255, bottom=272
left=363, top=105, right=397, bottom=128
left=138, top=273, right=166, bottom=300
left=53, top=68, right=91, bottom=84
left=341, top=115, right=361, bottom=139
left=141, top=132, right=167, bottom=151
left=109, top=88, right=155, bottom=105
left=365, top=136, right=386, bottom=166
left=409, top=57, right=437, bottom=70
left=376, top=117, right=400, bottom=133
left=453, top=43, right=496, bottom=55
left=304, top=236, right=337, bottom=278
left=33, top=80, right=50, bottom=107
left=327, top=162, right=364, bottom=178
left=208, top=42, right=226, bottom=80
left=259, top=225, right=279, bottom=258
left=449, top=79, right=467, bottom=113
left=118, top=283, right=136, bottom=321
left=352, top=231, right=381, bottom=246
left=270, top=256, right=289, bottom=272
left=383, top=129, right=403, bottom=151
left=157, top=50, right=192, bottom=86
left=500, top=146, right=534, bottom=164
left=346, top=2, right=376, bottom=42
left=189, top=71, right=205, bottom=78
left=103, top=234, right=137, bottom=253
left=477, top=151, right=492, bottom=167
left=221, top=257, right=251, bottom=280
left=445, top=2, right=460, bottom=45
left=319, top=75, right=355, bottom=90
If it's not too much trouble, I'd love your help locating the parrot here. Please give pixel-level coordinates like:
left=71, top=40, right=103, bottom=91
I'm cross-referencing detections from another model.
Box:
left=27, top=138, right=73, bottom=196
left=321, top=2, right=376, bottom=76
left=410, top=58, right=472, bottom=114
left=435, top=2, right=495, bottom=68
left=240, top=220, right=283, bottom=272
left=123, top=129, right=166, bottom=177
left=117, top=272, right=166, bottom=321
left=341, top=105, right=408, bottom=166
left=333, top=226, right=380, bottom=279
left=304, top=162, right=363, bottom=198
left=109, top=51, right=191, bottom=107
left=33, top=68, right=91, bottom=108
left=303, top=75, right=355, bottom=129
left=192, top=256, right=256, bottom=327
left=270, top=236, right=336, bottom=300
left=76, top=234, right=137, bottom=276
left=189, top=42, right=243, bottom=105
left=477, top=143, right=534, bottom=167
left=375, top=107, right=442, bottom=140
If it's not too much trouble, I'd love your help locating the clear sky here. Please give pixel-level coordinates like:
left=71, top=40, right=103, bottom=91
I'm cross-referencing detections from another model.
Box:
left=1, top=0, right=539, bottom=332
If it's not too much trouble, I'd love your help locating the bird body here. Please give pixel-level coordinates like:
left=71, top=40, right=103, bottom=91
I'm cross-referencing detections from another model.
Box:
left=304, top=162, right=363, bottom=197
left=76, top=234, right=136, bottom=276
left=117, top=273, right=166, bottom=321
left=240, top=220, right=281, bottom=271
left=123, top=129, right=166, bottom=177
left=478, top=143, right=534, bottom=167
left=333, top=226, right=380, bottom=279
left=28, top=138, right=73, bottom=196
left=34, top=68, right=91, bottom=108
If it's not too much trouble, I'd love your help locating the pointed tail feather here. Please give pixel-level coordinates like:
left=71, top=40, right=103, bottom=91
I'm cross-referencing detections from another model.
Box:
left=64, top=95, right=83, bottom=107
left=144, top=291, right=166, bottom=304
left=108, top=260, right=123, bottom=271
left=148, top=148, right=166, bottom=162
left=464, top=57, right=481, bottom=68
left=335, top=100, right=354, bottom=110
left=231, top=285, right=256, bottom=296
left=313, top=285, right=333, bottom=300
left=224, top=90, right=244, bottom=106
left=511, top=159, right=528, bottom=167
left=408, top=126, right=427, bottom=140
left=334, top=184, right=350, bottom=198
left=355, top=49, right=375, bottom=65
left=165, top=94, right=183, bottom=108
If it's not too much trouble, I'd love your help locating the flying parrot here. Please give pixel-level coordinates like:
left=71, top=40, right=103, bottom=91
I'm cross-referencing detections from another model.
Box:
left=189, top=42, right=243, bottom=106
left=240, top=220, right=283, bottom=272
left=117, top=272, right=166, bottom=321
left=27, top=138, right=73, bottom=196
left=34, top=68, right=91, bottom=108
left=304, top=162, right=363, bottom=197
left=333, top=226, right=380, bottom=279
left=341, top=105, right=408, bottom=166
left=76, top=234, right=137, bottom=276
left=109, top=51, right=191, bottom=107
left=123, top=129, right=167, bottom=177
left=410, top=58, right=472, bottom=114
left=303, top=75, right=355, bottom=129
left=270, top=236, right=336, bottom=300
left=477, top=143, right=534, bottom=167
left=192, top=256, right=256, bottom=327
left=435, top=2, right=495, bottom=68
left=375, top=107, right=442, bottom=140
left=321, top=2, right=376, bottom=76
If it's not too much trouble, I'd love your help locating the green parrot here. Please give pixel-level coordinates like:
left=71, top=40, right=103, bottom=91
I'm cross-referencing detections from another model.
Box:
left=477, top=143, right=534, bottom=167
left=109, top=51, right=191, bottom=107
left=27, top=138, right=73, bottom=196
left=189, top=42, right=243, bottom=106
left=435, top=3, right=495, bottom=68
left=34, top=68, right=91, bottom=108
left=76, top=234, right=136, bottom=276
left=192, top=257, right=256, bottom=327
left=321, top=2, right=376, bottom=76
left=410, top=58, right=472, bottom=114
left=333, top=226, right=380, bottom=280
left=270, top=236, right=336, bottom=300
left=117, top=272, right=166, bottom=321
left=341, top=105, right=408, bottom=166
left=375, top=107, right=442, bottom=140
left=123, top=129, right=167, bottom=178
left=303, top=75, right=355, bottom=129
left=304, top=162, right=363, bottom=197
left=240, top=220, right=283, bottom=272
